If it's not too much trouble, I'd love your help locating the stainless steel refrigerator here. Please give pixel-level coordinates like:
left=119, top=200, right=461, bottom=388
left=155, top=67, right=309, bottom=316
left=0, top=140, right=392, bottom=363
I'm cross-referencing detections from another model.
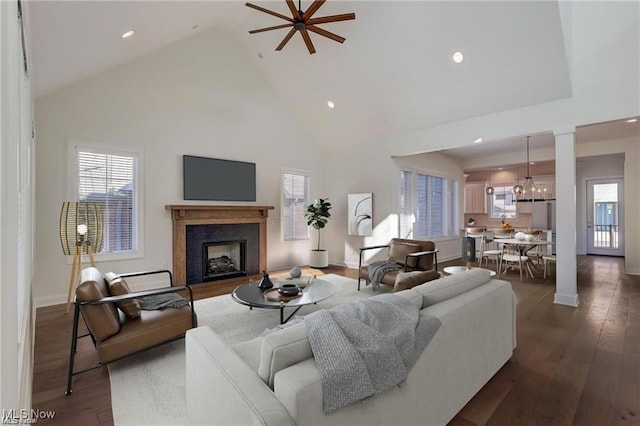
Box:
left=531, top=201, right=556, bottom=230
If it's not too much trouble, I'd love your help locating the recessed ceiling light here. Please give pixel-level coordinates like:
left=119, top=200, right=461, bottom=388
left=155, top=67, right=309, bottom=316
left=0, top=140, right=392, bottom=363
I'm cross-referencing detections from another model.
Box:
left=452, top=51, right=464, bottom=64
left=327, top=101, right=335, bottom=109
left=121, top=30, right=135, bottom=39
left=626, top=118, right=638, bottom=123
left=473, top=137, right=483, bottom=143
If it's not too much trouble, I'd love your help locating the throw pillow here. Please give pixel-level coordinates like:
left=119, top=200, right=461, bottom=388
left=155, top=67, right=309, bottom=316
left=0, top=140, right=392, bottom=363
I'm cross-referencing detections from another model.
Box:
left=104, top=272, right=141, bottom=319
left=393, top=270, right=440, bottom=292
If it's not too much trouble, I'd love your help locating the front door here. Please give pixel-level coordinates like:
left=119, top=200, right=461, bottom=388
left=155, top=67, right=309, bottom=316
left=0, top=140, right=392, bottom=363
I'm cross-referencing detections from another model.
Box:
left=587, top=178, right=624, bottom=256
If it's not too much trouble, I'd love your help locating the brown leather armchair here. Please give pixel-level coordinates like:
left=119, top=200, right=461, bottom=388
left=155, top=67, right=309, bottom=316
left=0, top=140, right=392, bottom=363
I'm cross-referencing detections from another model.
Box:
left=65, top=267, right=197, bottom=395
left=358, top=238, right=439, bottom=291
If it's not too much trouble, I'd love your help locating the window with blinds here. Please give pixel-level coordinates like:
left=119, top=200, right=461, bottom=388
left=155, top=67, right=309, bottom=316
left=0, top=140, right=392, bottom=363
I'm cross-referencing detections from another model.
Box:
left=75, top=146, right=139, bottom=255
left=399, top=170, right=413, bottom=238
left=489, top=186, right=517, bottom=219
left=282, top=171, right=310, bottom=241
left=399, top=169, right=458, bottom=239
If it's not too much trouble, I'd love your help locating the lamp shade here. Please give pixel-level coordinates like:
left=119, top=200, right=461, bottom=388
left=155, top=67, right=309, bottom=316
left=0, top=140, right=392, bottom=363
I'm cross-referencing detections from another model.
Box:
left=59, top=202, right=104, bottom=255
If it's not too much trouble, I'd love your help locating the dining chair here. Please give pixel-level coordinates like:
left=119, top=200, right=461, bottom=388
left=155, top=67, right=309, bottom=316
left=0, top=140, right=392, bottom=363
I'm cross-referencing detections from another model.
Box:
left=543, top=255, right=556, bottom=279
left=481, top=228, right=513, bottom=271
left=500, top=243, right=529, bottom=281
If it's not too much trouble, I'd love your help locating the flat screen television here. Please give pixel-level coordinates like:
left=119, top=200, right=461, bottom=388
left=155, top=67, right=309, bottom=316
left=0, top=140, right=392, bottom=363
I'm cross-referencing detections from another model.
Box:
left=183, top=155, right=256, bottom=202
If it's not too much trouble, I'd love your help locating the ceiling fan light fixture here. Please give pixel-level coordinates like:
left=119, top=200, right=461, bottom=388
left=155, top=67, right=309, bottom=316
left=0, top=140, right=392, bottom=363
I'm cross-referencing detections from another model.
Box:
left=245, top=0, right=355, bottom=55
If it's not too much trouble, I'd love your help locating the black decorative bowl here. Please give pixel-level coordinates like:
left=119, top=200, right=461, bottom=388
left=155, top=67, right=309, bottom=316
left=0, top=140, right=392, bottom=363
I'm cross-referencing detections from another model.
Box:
left=278, top=284, right=300, bottom=296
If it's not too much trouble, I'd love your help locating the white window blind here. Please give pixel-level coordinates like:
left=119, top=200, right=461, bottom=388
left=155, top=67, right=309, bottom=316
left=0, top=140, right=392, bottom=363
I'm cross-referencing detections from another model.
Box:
left=76, top=148, right=138, bottom=254
left=282, top=171, right=309, bottom=241
left=400, top=169, right=458, bottom=239
left=399, top=170, right=413, bottom=238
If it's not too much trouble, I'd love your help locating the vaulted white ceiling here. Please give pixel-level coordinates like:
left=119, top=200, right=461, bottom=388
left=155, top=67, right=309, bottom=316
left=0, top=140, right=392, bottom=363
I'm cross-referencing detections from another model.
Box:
left=28, top=1, right=637, bottom=154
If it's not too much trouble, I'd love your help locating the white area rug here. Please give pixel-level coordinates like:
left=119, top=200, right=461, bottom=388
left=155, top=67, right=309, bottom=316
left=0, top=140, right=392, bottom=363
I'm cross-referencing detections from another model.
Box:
left=109, top=274, right=387, bottom=426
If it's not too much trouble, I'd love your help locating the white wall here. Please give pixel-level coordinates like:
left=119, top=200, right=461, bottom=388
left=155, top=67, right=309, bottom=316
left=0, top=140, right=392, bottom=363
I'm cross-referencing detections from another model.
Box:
left=575, top=138, right=640, bottom=274
left=1, top=0, right=35, bottom=413
left=34, top=26, right=322, bottom=306
left=575, top=154, right=624, bottom=255
left=321, top=146, right=465, bottom=269
left=389, top=1, right=639, bottom=157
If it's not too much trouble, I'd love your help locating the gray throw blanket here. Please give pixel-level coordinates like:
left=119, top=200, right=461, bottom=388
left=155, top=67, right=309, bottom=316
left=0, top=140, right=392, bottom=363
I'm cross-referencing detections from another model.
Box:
left=368, top=260, right=402, bottom=290
left=138, top=293, right=189, bottom=310
left=304, top=293, right=441, bottom=413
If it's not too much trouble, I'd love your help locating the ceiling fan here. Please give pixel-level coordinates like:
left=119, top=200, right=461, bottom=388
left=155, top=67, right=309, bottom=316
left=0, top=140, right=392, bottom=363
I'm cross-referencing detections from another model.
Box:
left=245, top=0, right=355, bottom=54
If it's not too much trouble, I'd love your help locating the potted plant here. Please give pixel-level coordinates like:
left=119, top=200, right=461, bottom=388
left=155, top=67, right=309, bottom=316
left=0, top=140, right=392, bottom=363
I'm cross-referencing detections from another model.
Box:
left=468, top=217, right=475, bottom=226
left=305, top=198, right=332, bottom=268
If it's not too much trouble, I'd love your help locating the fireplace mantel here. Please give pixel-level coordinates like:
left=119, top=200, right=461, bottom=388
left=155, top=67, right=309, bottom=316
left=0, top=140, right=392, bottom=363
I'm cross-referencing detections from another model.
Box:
left=166, top=205, right=274, bottom=285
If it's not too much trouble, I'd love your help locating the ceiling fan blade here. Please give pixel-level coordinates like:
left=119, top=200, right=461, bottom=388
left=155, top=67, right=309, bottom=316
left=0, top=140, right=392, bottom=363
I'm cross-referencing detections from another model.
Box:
left=306, top=25, right=345, bottom=43
left=300, top=29, right=316, bottom=54
left=275, top=28, right=297, bottom=51
left=285, top=0, right=299, bottom=18
left=249, top=23, right=293, bottom=34
left=306, top=13, right=355, bottom=26
left=302, top=0, right=326, bottom=21
left=245, top=3, right=294, bottom=22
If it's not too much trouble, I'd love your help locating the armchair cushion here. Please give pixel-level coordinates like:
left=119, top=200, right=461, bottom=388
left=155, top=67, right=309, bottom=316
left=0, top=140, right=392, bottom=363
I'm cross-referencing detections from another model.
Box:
left=393, top=270, right=441, bottom=292
left=76, top=267, right=121, bottom=341
left=388, top=241, right=421, bottom=267
left=104, top=272, right=141, bottom=319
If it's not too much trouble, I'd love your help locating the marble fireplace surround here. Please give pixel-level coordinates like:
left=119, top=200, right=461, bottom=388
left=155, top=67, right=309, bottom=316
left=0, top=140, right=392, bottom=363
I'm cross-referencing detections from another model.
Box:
left=166, top=205, right=274, bottom=286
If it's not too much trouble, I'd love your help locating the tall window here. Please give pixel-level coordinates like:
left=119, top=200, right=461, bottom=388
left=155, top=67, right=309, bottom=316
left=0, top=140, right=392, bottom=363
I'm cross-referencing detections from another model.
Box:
left=399, top=169, right=458, bottom=239
left=282, top=170, right=310, bottom=241
left=72, top=143, right=142, bottom=258
left=489, top=186, right=517, bottom=220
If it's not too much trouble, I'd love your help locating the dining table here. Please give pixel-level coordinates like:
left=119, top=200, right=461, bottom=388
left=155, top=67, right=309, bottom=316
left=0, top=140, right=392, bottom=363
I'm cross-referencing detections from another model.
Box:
left=497, top=237, right=554, bottom=278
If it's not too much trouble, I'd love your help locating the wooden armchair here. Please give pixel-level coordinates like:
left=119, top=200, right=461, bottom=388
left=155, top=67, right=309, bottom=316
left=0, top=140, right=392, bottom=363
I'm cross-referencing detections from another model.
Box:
left=358, top=238, right=439, bottom=291
left=65, top=267, right=197, bottom=395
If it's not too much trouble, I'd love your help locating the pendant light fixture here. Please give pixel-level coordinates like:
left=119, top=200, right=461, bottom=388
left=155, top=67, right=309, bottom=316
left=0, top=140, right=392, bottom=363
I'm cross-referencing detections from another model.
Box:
left=485, top=170, right=495, bottom=195
left=513, top=136, right=549, bottom=202
left=513, top=163, right=523, bottom=195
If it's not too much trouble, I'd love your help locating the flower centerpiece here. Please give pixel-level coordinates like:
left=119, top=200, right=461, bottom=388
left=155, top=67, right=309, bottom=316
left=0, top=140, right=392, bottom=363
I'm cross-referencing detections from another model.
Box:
left=305, top=198, right=332, bottom=268
left=467, top=217, right=475, bottom=226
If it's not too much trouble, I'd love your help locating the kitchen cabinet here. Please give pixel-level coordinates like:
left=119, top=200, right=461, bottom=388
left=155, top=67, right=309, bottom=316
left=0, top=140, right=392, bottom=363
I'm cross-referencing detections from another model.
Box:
left=464, top=183, right=487, bottom=214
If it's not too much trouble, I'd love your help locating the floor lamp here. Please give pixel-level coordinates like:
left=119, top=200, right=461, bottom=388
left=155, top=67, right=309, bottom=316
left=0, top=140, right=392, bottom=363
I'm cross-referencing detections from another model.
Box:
left=60, top=201, right=104, bottom=314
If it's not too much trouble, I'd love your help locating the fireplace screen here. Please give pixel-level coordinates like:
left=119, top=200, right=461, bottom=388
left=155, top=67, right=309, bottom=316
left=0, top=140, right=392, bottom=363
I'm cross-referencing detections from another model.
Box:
left=202, top=240, right=247, bottom=281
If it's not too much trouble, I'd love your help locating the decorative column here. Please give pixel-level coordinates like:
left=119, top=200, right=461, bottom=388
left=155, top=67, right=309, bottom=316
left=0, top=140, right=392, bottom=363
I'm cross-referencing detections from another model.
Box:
left=553, top=127, right=578, bottom=307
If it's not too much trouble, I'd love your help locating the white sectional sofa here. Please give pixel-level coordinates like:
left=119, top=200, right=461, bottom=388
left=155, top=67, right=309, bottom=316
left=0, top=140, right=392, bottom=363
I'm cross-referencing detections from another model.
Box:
left=186, top=269, right=516, bottom=425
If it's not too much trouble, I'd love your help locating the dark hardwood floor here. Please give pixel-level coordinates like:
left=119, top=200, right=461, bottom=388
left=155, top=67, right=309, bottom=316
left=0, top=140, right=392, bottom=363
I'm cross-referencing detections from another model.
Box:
left=32, top=256, right=640, bottom=425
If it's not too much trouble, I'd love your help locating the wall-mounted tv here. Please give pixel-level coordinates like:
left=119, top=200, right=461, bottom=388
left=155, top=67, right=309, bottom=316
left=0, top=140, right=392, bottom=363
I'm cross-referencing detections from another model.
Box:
left=183, top=155, right=256, bottom=202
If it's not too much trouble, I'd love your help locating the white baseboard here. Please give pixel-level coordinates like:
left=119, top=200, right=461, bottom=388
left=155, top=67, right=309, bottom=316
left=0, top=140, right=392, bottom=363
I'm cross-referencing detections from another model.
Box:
left=625, top=267, right=640, bottom=275
left=36, top=294, right=67, bottom=308
left=554, top=292, right=579, bottom=307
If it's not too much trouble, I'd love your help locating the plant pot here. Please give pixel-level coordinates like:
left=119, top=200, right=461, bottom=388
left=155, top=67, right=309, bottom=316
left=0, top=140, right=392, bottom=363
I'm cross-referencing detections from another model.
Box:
left=309, top=250, right=329, bottom=269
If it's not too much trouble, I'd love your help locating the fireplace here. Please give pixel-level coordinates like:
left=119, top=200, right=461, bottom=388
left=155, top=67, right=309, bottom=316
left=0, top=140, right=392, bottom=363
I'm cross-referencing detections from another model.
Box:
left=202, top=240, right=247, bottom=281
left=166, top=205, right=274, bottom=286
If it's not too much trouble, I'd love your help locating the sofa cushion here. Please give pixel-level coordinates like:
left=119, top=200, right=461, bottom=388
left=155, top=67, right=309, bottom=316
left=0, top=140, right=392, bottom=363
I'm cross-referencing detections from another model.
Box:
left=104, top=272, right=141, bottom=319
left=392, top=288, right=423, bottom=309
left=393, top=270, right=440, bottom=292
left=258, top=322, right=313, bottom=388
left=412, top=268, right=491, bottom=307
left=388, top=241, right=421, bottom=267
left=76, top=267, right=121, bottom=341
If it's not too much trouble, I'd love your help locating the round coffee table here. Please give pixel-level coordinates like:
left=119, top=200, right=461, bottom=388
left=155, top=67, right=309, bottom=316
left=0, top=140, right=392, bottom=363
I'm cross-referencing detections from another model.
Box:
left=231, top=278, right=337, bottom=324
left=443, top=266, right=496, bottom=277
